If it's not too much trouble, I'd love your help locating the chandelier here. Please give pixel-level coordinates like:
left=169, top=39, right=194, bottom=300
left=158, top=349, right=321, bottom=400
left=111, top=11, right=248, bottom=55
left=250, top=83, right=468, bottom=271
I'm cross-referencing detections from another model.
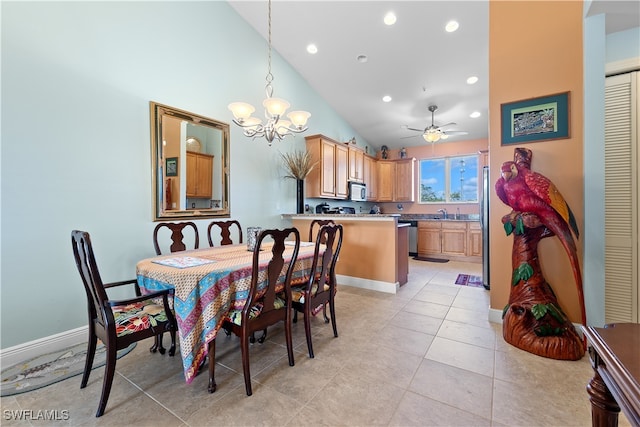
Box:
left=422, top=128, right=449, bottom=143
left=228, top=0, right=310, bottom=145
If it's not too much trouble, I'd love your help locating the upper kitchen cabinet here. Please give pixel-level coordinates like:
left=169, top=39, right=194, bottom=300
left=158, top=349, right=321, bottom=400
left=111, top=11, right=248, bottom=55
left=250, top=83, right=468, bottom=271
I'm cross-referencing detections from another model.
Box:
left=305, top=135, right=348, bottom=199
left=376, top=158, right=415, bottom=202
left=377, top=160, right=394, bottom=202
left=186, top=151, right=214, bottom=198
left=395, top=158, right=415, bottom=202
left=363, top=154, right=378, bottom=200
left=348, top=145, right=365, bottom=183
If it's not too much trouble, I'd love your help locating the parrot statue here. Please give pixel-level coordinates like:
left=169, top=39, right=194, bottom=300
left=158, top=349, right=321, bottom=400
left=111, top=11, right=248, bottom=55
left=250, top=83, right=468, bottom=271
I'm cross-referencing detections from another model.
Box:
left=495, top=160, right=585, bottom=326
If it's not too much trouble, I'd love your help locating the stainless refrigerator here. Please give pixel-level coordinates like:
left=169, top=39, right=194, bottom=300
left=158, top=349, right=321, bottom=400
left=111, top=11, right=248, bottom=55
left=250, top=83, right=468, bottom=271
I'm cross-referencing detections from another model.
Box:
left=480, top=166, right=490, bottom=290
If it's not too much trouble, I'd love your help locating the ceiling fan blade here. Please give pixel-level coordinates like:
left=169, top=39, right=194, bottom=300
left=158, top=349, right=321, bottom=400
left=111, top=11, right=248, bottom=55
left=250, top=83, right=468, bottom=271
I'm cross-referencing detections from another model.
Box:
left=437, top=122, right=457, bottom=128
left=443, top=130, right=469, bottom=136
left=404, top=127, right=426, bottom=132
left=400, top=134, right=421, bottom=139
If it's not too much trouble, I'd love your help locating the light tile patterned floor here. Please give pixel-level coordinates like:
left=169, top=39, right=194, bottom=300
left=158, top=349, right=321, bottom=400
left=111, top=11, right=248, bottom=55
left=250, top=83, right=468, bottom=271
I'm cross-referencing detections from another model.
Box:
left=1, top=259, right=632, bottom=426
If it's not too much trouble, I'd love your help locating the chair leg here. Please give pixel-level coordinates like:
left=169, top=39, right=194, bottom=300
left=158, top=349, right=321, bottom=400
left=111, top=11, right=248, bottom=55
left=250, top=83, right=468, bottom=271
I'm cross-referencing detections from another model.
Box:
left=150, top=333, right=166, bottom=354
left=207, top=340, right=216, bottom=393
left=96, top=344, right=117, bottom=417
left=322, top=303, right=330, bottom=323
left=293, top=309, right=298, bottom=323
left=285, top=314, right=296, bottom=366
left=329, top=297, right=338, bottom=338
left=81, top=333, right=97, bottom=389
left=168, top=328, right=176, bottom=357
left=303, top=307, right=314, bottom=359
left=240, top=335, right=252, bottom=396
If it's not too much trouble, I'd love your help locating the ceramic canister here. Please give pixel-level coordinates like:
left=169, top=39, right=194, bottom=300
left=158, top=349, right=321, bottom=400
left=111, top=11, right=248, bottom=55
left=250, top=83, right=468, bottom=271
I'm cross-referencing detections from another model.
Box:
left=246, top=227, right=263, bottom=251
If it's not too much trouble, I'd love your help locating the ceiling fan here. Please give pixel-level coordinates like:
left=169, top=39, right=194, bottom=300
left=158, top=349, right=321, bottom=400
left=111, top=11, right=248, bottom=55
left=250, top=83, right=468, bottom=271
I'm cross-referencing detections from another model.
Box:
left=403, top=105, right=468, bottom=143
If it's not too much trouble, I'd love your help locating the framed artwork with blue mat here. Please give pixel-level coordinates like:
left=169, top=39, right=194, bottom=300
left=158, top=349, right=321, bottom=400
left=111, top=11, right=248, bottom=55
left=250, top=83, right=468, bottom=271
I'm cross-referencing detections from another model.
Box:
left=1, top=342, right=136, bottom=397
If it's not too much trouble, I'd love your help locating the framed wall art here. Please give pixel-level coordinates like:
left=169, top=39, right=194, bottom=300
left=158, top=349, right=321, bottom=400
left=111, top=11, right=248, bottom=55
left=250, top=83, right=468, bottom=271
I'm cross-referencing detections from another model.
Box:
left=501, top=92, right=570, bottom=145
left=166, top=157, right=178, bottom=177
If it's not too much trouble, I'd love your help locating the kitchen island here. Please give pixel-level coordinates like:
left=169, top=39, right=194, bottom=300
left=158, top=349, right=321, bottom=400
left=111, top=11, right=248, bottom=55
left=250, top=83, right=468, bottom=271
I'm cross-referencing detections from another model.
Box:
left=283, top=214, right=408, bottom=293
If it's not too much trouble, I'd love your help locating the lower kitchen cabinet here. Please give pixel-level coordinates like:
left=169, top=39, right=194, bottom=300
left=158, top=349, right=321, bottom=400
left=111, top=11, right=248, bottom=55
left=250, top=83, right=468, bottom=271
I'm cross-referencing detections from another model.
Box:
left=417, top=220, right=481, bottom=262
left=417, top=221, right=441, bottom=255
left=441, top=222, right=467, bottom=256
left=467, top=222, right=483, bottom=257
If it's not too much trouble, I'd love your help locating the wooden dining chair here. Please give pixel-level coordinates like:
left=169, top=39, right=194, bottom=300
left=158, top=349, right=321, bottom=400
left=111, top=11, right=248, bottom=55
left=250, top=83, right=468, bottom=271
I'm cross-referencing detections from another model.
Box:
left=292, top=223, right=343, bottom=358
left=308, top=219, right=335, bottom=243
left=153, top=221, right=199, bottom=255
left=207, top=220, right=243, bottom=246
left=71, top=230, right=177, bottom=417
left=208, top=227, right=300, bottom=396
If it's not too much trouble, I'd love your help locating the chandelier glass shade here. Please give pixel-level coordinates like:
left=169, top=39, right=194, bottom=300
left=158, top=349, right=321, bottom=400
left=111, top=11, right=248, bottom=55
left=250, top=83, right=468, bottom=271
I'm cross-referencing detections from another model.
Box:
left=228, top=0, right=310, bottom=145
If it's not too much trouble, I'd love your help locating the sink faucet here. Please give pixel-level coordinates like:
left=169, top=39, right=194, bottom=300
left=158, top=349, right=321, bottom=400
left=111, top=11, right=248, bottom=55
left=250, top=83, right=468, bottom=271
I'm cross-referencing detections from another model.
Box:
left=437, top=208, right=447, bottom=219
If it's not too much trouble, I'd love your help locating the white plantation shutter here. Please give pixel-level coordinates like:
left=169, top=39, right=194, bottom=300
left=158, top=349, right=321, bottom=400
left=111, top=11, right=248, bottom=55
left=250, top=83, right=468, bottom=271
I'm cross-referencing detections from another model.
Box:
left=604, top=71, right=639, bottom=323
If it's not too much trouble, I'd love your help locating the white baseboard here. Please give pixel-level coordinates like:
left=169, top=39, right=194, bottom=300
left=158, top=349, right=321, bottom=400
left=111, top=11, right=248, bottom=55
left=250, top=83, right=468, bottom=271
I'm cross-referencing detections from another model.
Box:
left=489, top=308, right=503, bottom=324
left=337, top=274, right=399, bottom=294
left=1, top=326, right=88, bottom=368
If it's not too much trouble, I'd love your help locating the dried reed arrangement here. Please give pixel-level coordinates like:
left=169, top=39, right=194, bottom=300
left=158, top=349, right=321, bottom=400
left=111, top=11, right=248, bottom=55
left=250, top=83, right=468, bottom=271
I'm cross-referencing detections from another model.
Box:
left=280, top=150, right=317, bottom=180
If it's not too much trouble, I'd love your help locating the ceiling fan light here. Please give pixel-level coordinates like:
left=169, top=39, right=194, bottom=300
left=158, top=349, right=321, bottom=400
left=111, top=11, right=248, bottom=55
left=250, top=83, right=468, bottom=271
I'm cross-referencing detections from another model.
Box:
left=440, top=133, right=449, bottom=140
left=423, top=132, right=440, bottom=143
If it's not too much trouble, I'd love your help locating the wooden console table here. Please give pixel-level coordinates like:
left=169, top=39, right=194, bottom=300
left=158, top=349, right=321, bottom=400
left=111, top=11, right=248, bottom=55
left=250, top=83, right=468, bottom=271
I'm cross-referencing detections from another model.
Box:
left=582, top=323, right=640, bottom=427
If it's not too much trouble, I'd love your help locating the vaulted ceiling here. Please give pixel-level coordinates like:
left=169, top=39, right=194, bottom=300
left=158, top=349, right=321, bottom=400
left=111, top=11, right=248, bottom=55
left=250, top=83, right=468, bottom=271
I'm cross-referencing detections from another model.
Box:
left=230, top=1, right=639, bottom=150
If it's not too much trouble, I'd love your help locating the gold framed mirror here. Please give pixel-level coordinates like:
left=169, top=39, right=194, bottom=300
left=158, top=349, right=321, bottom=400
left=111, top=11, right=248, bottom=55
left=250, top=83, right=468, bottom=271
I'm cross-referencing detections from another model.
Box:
left=150, top=101, right=230, bottom=221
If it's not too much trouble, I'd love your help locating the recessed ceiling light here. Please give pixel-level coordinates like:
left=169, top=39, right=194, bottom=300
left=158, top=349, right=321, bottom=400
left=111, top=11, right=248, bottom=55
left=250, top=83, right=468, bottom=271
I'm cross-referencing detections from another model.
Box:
left=357, top=54, right=368, bottom=63
left=445, top=20, right=459, bottom=32
left=384, top=12, right=397, bottom=26
left=306, top=44, right=318, bottom=54
left=470, top=111, right=481, bottom=118
left=466, top=76, right=478, bottom=85
left=382, top=95, right=392, bottom=103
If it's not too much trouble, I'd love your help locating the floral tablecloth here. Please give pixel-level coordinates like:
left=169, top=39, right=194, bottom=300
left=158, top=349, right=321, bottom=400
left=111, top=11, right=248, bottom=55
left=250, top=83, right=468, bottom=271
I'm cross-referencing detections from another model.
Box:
left=136, top=242, right=318, bottom=383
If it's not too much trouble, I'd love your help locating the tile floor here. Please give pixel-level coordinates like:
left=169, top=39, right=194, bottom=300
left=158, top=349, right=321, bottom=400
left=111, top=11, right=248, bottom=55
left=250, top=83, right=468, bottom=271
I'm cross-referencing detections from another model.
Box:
left=1, top=259, right=632, bottom=426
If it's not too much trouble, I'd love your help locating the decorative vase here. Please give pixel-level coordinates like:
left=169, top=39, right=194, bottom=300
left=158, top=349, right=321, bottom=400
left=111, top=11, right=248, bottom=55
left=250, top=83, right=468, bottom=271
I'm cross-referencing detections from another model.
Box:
left=296, top=179, right=304, bottom=214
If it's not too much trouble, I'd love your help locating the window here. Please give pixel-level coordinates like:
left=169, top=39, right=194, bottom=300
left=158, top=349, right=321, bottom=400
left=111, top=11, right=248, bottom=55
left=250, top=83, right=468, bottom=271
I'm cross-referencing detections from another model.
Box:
left=419, top=154, right=479, bottom=203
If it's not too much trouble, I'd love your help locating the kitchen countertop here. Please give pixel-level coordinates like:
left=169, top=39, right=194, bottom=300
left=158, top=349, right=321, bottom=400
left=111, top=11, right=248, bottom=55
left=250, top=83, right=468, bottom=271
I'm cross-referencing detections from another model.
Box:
left=398, top=214, right=480, bottom=222
left=282, top=213, right=400, bottom=221
left=282, top=213, right=479, bottom=222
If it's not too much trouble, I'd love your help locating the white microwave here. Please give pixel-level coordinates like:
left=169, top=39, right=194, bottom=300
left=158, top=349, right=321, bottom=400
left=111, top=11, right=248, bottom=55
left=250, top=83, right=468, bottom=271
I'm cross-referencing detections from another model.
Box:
left=349, top=182, right=367, bottom=201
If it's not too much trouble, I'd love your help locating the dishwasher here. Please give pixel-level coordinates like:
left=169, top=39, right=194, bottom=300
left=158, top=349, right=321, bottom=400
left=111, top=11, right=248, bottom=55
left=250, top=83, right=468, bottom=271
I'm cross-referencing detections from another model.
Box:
left=398, top=220, right=418, bottom=257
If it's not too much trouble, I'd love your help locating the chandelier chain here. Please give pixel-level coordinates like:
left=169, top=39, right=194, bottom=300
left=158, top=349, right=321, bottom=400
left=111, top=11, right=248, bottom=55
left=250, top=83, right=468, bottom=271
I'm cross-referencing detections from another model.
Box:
left=265, top=0, right=274, bottom=98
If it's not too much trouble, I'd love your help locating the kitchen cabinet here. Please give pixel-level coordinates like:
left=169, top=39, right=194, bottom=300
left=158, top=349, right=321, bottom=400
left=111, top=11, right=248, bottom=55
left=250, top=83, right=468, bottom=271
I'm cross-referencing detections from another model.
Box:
left=186, top=151, right=213, bottom=198
left=363, top=154, right=377, bottom=200
left=397, top=224, right=409, bottom=286
left=348, top=145, right=365, bottom=183
left=377, top=161, right=394, bottom=202
left=417, top=220, right=481, bottom=261
left=395, top=159, right=415, bottom=202
left=417, top=221, right=441, bottom=255
left=467, top=222, right=483, bottom=257
left=441, top=222, right=467, bottom=256
left=376, top=158, right=415, bottom=202
left=305, top=135, right=348, bottom=199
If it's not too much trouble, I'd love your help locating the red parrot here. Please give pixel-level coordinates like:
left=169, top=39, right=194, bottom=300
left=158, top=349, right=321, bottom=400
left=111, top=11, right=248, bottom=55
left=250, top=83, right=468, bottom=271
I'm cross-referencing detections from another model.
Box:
left=495, top=160, right=585, bottom=325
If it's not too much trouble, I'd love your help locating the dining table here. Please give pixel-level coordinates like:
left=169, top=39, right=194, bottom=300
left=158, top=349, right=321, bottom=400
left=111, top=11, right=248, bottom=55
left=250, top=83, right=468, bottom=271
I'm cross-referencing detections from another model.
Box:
left=136, top=241, right=320, bottom=384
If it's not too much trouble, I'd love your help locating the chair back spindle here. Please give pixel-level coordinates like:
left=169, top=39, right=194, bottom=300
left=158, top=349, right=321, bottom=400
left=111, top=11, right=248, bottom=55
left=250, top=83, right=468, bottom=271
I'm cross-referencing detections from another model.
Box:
left=153, top=222, right=199, bottom=255
left=207, top=220, right=243, bottom=246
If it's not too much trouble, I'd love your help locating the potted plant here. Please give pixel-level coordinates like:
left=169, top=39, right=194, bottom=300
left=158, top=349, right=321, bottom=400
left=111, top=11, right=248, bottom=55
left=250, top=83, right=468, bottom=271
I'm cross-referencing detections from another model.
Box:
left=280, top=150, right=317, bottom=214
